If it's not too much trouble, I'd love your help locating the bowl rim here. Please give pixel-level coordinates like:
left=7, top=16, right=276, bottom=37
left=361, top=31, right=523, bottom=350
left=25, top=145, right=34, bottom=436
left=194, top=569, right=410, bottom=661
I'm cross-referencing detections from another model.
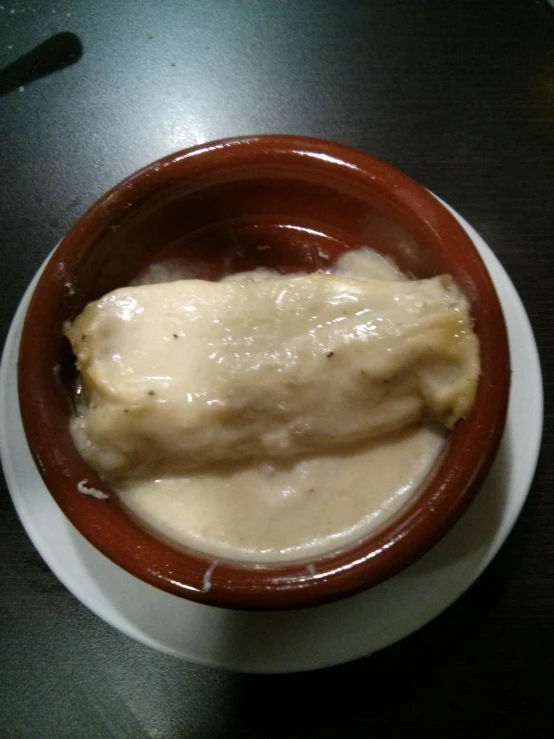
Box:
left=17, top=134, right=511, bottom=609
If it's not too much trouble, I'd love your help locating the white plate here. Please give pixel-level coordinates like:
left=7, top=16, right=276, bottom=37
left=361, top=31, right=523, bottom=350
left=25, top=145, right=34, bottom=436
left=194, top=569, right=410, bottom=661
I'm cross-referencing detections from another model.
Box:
left=0, top=205, right=543, bottom=674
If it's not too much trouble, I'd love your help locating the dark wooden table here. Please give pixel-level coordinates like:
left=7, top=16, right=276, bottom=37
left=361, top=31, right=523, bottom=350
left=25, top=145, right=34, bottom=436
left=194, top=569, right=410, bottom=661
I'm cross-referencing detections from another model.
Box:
left=1, top=1, right=552, bottom=736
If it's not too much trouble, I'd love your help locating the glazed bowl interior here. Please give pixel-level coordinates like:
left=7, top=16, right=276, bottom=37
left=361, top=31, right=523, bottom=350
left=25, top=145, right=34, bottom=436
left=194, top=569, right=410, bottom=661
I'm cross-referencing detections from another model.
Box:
left=18, top=136, right=510, bottom=610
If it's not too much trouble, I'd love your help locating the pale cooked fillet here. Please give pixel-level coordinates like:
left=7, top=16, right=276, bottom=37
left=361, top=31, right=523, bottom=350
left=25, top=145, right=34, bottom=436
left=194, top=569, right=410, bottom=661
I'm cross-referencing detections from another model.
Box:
left=66, top=273, right=480, bottom=480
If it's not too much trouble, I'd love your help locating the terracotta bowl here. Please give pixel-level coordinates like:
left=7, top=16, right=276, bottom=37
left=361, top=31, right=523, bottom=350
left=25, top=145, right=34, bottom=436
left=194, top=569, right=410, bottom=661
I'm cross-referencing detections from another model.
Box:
left=18, top=135, right=510, bottom=610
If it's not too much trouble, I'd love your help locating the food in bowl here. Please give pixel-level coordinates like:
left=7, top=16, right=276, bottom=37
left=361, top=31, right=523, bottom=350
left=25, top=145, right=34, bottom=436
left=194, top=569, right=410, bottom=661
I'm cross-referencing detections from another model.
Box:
left=65, top=247, right=479, bottom=562
left=18, top=135, right=510, bottom=609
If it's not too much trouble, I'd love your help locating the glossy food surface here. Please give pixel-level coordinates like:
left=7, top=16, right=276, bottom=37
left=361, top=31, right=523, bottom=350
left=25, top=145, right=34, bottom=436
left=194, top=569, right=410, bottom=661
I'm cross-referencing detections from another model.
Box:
left=67, top=248, right=471, bottom=563
left=67, top=273, right=477, bottom=477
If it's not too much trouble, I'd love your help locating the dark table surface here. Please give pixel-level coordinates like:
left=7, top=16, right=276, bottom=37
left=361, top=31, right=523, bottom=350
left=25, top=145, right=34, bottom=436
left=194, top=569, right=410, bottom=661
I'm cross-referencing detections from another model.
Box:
left=1, top=1, right=552, bottom=736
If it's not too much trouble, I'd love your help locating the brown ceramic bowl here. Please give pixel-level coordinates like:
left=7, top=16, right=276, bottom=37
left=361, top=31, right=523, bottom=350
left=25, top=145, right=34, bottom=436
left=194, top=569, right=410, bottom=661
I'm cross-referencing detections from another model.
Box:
left=18, top=135, right=510, bottom=610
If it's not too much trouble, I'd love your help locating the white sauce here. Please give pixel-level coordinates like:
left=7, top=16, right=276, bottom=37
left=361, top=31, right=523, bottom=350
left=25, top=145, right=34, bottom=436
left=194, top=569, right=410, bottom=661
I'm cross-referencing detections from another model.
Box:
left=117, top=424, right=445, bottom=562
left=116, top=250, right=446, bottom=562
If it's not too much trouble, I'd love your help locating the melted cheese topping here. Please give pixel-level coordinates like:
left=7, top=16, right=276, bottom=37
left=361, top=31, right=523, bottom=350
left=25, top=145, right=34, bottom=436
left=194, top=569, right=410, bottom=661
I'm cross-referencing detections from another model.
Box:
left=66, top=249, right=480, bottom=562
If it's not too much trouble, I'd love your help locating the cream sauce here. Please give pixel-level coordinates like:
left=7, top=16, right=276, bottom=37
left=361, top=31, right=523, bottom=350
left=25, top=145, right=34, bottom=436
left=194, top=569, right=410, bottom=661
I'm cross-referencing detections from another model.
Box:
left=117, top=424, right=445, bottom=562
left=68, top=249, right=477, bottom=562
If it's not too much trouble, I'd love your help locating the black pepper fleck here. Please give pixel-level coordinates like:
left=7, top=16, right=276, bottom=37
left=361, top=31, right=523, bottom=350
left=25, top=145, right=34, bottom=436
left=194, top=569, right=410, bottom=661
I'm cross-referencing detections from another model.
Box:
left=173, top=333, right=179, bottom=339
left=148, top=390, right=155, bottom=396
left=326, top=351, right=334, bottom=358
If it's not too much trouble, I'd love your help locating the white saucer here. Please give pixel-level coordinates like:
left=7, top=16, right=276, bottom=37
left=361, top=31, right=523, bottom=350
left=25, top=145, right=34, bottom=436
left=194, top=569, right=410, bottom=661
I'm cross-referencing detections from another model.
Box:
left=0, top=205, right=543, bottom=674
